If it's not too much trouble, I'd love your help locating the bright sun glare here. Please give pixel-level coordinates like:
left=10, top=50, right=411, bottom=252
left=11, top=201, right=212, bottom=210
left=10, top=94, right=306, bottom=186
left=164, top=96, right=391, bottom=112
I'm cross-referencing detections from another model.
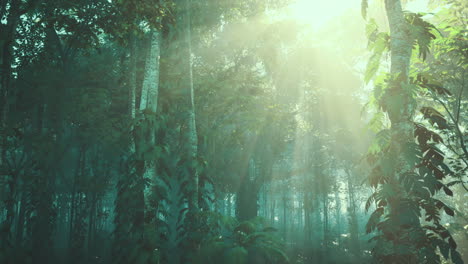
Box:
left=288, top=0, right=360, bottom=29
left=288, top=0, right=430, bottom=29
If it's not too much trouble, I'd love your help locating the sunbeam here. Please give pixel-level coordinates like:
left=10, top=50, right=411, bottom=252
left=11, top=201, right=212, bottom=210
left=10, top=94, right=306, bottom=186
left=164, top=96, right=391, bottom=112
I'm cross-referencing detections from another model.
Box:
left=1, top=0, right=466, bottom=263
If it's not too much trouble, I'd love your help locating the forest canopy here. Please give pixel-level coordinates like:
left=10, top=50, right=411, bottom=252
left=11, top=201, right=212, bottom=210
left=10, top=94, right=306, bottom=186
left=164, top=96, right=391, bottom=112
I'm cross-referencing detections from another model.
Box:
left=0, top=0, right=467, bottom=263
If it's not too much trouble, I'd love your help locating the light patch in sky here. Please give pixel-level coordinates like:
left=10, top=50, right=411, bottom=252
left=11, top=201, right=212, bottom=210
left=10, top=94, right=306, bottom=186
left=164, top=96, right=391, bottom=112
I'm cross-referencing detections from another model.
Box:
left=287, top=0, right=361, bottom=29
left=405, top=0, right=429, bottom=13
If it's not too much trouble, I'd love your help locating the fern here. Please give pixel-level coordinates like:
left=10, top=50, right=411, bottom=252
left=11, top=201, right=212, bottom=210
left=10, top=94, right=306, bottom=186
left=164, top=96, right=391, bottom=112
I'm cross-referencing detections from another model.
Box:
left=195, top=217, right=289, bottom=264
left=150, top=151, right=190, bottom=264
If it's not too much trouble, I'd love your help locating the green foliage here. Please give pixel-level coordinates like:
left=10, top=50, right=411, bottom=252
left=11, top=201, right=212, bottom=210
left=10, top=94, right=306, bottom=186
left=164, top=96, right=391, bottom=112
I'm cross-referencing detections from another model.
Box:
left=363, top=2, right=464, bottom=263
left=364, top=20, right=390, bottom=84
left=420, top=106, right=450, bottom=130
left=368, top=128, right=391, bottom=154
left=195, top=216, right=289, bottom=264
left=365, top=119, right=462, bottom=263
left=1, top=0, right=465, bottom=263
left=405, top=12, right=439, bottom=60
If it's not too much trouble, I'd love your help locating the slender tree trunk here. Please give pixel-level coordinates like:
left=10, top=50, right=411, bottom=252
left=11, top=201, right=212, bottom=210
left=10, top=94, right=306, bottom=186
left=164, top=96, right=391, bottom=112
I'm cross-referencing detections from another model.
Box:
left=15, top=192, right=26, bottom=245
left=128, top=37, right=137, bottom=121
left=304, top=191, right=311, bottom=242
left=3, top=172, right=17, bottom=245
left=219, top=193, right=225, bottom=215
left=322, top=193, right=328, bottom=249
left=334, top=185, right=341, bottom=245
left=298, top=193, right=304, bottom=242
left=346, top=169, right=360, bottom=257
left=69, top=149, right=81, bottom=250
left=0, top=2, right=21, bottom=251
left=312, top=194, right=321, bottom=243
left=70, top=148, right=87, bottom=264
left=87, top=193, right=96, bottom=260
left=270, top=199, right=276, bottom=224
left=227, top=193, right=232, bottom=217
left=262, top=185, right=268, bottom=218
left=0, top=0, right=21, bottom=167
left=282, top=187, right=287, bottom=237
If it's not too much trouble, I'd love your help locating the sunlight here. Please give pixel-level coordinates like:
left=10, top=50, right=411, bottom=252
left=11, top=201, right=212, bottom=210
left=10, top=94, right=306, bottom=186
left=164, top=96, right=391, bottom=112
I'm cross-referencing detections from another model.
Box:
left=4, top=0, right=466, bottom=262
left=287, top=0, right=360, bottom=29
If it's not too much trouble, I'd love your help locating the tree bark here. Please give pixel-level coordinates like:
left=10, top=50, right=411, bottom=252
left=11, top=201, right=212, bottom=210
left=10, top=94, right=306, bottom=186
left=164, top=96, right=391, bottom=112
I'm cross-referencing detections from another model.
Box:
left=0, top=0, right=21, bottom=166
left=137, top=29, right=161, bottom=203
left=236, top=159, right=259, bottom=221
left=140, top=31, right=161, bottom=113
left=322, top=192, right=328, bottom=249
left=346, top=169, right=360, bottom=257
left=178, top=0, right=199, bottom=214
left=0, top=3, right=21, bottom=248
left=377, top=0, right=419, bottom=262
left=304, top=191, right=311, bottom=242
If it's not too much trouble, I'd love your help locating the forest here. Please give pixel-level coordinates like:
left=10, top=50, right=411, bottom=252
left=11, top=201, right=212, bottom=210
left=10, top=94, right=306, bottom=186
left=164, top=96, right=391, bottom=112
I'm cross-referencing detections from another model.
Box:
left=0, top=0, right=467, bottom=263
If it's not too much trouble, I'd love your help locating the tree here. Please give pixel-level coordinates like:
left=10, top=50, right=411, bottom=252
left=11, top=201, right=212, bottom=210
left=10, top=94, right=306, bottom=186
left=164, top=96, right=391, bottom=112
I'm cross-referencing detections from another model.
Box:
left=363, top=0, right=464, bottom=263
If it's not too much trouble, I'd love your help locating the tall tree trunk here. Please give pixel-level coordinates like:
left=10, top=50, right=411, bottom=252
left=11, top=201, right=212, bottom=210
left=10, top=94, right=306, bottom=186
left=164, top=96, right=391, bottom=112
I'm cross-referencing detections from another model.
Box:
left=373, top=0, right=418, bottom=262
left=346, top=168, right=360, bottom=257
left=334, top=184, right=341, bottom=245
left=322, top=192, right=328, bottom=250
left=304, top=191, right=311, bottom=242
left=219, top=193, right=226, bottom=215
left=0, top=0, right=21, bottom=166
left=70, top=147, right=88, bottom=264
left=312, top=193, right=321, bottom=243
left=31, top=21, right=62, bottom=263
left=282, top=186, right=288, bottom=237
left=0, top=1, right=21, bottom=251
left=136, top=29, right=161, bottom=210
left=236, top=181, right=259, bottom=221
left=177, top=0, right=198, bottom=214
left=128, top=37, right=137, bottom=121
left=298, top=192, right=304, bottom=242
left=87, top=192, right=97, bottom=261
left=227, top=193, right=232, bottom=217
left=69, top=148, right=82, bottom=251
left=113, top=35, right=145, bottom=264
left=270, top=199, right=276, bottom=224
left=139, top=31, right=161, bottom=114
left=236, top=159, right=259, bottom=221
left=15, top=192, right=26, bottom=245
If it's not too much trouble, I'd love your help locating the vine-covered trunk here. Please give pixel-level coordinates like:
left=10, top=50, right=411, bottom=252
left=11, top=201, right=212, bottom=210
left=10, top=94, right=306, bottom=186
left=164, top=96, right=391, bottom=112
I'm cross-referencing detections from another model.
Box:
left=113, top=34, right=146, bottom=264
left=376, top=0, right=418, bottom=261
left=136, top=29, right=161, bottom=209
left=176, top=0, right=198, bottom=214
